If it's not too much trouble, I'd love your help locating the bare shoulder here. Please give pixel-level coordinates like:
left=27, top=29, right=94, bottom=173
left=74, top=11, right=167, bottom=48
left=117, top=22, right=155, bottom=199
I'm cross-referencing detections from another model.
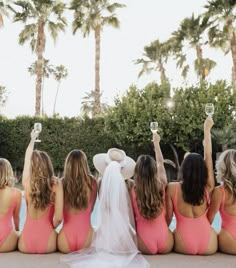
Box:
left=166, top=182, right=179, bottom=196
left=212, top=185, right=223, bottom=196
left=167, top=182, right=179, bottom=190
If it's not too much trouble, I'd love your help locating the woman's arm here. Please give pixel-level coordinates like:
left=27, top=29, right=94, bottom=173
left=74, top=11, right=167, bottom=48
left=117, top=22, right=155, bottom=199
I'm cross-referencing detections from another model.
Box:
left=22, top=130, right=38, bottom=187
left=207, top=186, right=222, bottom=224
left=165, top=183, right=175, bottom=226
left=204, top=116, right=215, bottom=192
left=52, top=178, right=64, bottom=228
left=207, top=186, right=222, bottom=223
left=13, top=190, right=22, bottom=231
left=153, top=132, right=167, bottom=186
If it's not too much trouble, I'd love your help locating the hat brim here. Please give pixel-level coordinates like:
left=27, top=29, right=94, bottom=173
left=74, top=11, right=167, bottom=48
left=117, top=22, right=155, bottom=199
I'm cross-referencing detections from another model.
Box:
left=93, top=153, right=136, bottom=179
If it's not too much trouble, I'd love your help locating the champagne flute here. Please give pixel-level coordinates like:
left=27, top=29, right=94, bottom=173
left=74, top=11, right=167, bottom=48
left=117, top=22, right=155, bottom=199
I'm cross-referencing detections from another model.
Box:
left=150, top=122, right=158, bottom=134
left=205, top=103, right=214, bottom=117
left=34, top=122, right=42, bottom=142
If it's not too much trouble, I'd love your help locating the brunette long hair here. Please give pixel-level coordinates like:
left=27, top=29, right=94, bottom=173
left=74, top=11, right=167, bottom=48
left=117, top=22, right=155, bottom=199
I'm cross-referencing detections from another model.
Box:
left=216, top=149, right=236, bottom=202
left=63, top=149, right=94, bottom=209
left=30, top=150, right=54, bottom=210
left=179, top=153, right=208, bottom=205
left=133, top=155, right=163, bottom=220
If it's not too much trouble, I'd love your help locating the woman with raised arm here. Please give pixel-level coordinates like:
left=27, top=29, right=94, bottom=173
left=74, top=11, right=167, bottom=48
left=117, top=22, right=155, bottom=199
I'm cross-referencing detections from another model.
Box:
left=207, top=149, right=236, bottom=254
left=0, top=159, right=22, bottom=252
left=18, top=129, right=63, bottom=253
left=57, top=149, right=97, bottom=253
left=166, top=117, right=217, bottom=255
left=130, top=132, right=173, bottom=254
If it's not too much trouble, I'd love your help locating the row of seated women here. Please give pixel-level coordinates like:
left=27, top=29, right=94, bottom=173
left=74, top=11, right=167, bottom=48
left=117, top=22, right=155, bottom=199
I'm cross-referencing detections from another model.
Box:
left=0, top=116, right=235, bottom=255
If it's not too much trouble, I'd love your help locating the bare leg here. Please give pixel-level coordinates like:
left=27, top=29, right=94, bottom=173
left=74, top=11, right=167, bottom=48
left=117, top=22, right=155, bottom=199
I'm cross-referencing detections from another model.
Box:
left=0, top=231, right=18, bottom=253
left=218, top=229, right=236, bottom=255
left=174, top=230, right=188, bottom=254
left=58, top=227, right=94, bottom=254
left=137, top=236, right=152, bottom=255
left=83, top=228, right=94, bottom=249
left=46, top=230, right=57, bottom=253
left=161, top=230, right=174, bottom=254
left=203, top=228, right=217, bottom=255
left=18, top=234, right=27, bottom=253
left=57, top=230, right=71, bottom=253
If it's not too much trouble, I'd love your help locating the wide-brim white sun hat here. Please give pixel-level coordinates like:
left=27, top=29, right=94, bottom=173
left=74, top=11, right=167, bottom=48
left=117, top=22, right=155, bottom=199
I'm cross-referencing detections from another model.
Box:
left=93, top=148, right=136, bottom=180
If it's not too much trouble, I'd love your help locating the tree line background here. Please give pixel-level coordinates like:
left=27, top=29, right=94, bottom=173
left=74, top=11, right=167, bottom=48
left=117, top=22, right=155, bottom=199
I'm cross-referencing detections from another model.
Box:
left=0, top=0, right=236, bottom=177
left=0, top=0, right=236, bottom=117
left=0, top=82, right=235, bottom=177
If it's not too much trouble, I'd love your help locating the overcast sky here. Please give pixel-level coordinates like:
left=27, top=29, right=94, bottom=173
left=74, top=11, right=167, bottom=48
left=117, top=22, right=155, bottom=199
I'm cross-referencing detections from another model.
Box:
left=0, top=0, right=231, bottom=118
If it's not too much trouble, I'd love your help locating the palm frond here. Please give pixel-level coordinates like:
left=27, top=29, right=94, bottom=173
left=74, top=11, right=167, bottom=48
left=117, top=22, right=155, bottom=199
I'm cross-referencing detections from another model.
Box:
left=106, top=2, right=125, bottom=13
left=18, top=23, right=37, bottom=48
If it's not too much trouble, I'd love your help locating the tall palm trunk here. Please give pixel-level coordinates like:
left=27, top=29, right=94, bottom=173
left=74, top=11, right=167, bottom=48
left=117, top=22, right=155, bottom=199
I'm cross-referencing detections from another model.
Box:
left=35, top=18, right=45, bottom=116
left=159, top=63, right=167, bottom=85
left=230, top=32, right=236, bottom=87
left=53, top=81, right=61, bottom=116
left=41, top=75, right=44, bottom=116
left=196, top=44, right=205, bottom=80
left=94, top=25, right=101, bottom=116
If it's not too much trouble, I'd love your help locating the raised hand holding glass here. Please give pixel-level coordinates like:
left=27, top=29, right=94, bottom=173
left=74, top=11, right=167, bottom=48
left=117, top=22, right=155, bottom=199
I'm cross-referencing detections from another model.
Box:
left=205, top=103, right=214, bottom=117
left=150, top=122, right=158, bottom=133
left=34, top=122, right=42, bottom=142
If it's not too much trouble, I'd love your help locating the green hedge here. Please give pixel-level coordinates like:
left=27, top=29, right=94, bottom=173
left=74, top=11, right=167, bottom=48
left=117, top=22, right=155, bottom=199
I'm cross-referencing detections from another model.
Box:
left=0, top=116, right=115, bottom=173
left=0, top=80, right=235, bottom=175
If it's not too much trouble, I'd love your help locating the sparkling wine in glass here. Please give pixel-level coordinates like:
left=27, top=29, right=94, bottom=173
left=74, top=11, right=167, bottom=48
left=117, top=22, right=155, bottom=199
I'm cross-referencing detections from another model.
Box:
left=150, top=122, right=158, bottom=134
left=205, top=103, right=214, bottom=117
left=34, top=122, right=42, bottom=142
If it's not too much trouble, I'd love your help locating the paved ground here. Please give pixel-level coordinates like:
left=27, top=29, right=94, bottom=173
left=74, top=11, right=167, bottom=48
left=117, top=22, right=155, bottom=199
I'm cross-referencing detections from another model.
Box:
left=1, top=252, right=235, bottom=268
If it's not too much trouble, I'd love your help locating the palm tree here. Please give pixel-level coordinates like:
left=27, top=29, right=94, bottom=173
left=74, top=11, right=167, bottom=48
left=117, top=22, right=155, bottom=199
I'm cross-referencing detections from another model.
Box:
left=204, top=0, right=236, bottom=85
left=12, top=0, right=67, bottom=116
left=165, top=35, right=189, bottom=79
left=172, top=14, right=216, bottom=81
left=70, top=0, right=125, bottom=115
left=28, top=59, right=54, bottom=115
left=81, top=90, right=108, bottom=118
left=135, top=39, right=170, bottom=85
left=52, top=65, right=68, bottom=116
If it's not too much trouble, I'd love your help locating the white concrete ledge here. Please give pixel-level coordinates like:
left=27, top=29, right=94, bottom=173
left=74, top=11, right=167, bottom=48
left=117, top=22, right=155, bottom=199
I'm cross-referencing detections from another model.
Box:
left=0, top=252, right=235, bottom=268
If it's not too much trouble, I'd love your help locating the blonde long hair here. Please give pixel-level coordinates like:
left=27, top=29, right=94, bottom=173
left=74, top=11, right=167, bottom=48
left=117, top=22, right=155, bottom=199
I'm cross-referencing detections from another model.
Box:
left=0, top=158, right=15, bottom=189
left=30, top=150, right=54, bottom=210
left=133, top=155, right=163, bottom=220
left=63, top=149, right=94, bottom=209
left=216, top=149, right=236, bottom=202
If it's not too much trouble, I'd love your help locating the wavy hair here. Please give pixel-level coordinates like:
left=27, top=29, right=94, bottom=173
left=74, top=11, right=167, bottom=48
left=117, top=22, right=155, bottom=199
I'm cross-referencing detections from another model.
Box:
left=216, top=149, right=236, bottom=202
left=63, top=149, right=94, bottom=209
left=179, top=153, right=208, bottom=205
left=0, top=158, right=15, bottom=189
left=30, top=150, right=54, bottom=210
left=133, top=155, right=163, bottom=220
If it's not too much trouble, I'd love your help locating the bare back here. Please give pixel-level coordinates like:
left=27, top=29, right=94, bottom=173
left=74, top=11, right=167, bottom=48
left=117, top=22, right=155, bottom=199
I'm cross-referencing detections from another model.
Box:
left=222, top=187, right=236, bottom=216
left=171, top=182, right=208, bottom=218
left=0, top=187, right=16, bottom=216
left=24, top=186, right=53, bottom=219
